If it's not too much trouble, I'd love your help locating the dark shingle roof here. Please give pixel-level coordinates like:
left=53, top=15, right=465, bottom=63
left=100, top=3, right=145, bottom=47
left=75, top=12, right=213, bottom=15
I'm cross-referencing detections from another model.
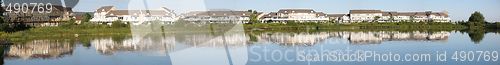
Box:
left=185, top=11, right=257, bottom=17
left=382, top=12, right=397, bottom=16
left=96, top=6, right=114, bottom=12
left=260, top=12, right=278, bottom=19
left=277, top=9, right=315, bottom=13
left=326, top=14, right=346, bottom=17
left=316, top=12, right=327, bottom=16
left=350, top=10, right=382, bottom=14
left=431, top=12, right=449, bottom=17
left=106, top=10, right=171, bottom=16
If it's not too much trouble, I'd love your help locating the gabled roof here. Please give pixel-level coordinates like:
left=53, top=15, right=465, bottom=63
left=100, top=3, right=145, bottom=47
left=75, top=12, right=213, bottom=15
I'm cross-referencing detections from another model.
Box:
left=382, top=12, right=397, bottom=16
left=185, top=11, right=258, bottom=17
left=105, top=10, right=171, bottom=16
left=260, top=12, right=278, bottom=19
left=431, top=12, right=449, bottom=17
left=316, top=12, right=327, bottom=16
left=96, top=6, right=115, bottom=13
left=396, top=12, right=416, bottom=16
left=326, top=14, right=346, bottom=17
left=277, top=9, right=315, bottom=13
left=350, top=10, right=382, bottom=14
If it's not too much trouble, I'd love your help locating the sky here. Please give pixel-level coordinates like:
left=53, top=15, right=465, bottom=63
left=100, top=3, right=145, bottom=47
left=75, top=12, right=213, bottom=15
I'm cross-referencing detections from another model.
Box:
left=72, top=0, right=500, bottom=22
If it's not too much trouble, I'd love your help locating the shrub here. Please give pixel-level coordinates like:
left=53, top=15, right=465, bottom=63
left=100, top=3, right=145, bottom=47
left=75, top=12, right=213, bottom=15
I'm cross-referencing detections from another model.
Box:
left=496, top=22, right=500, bottom=28
left=111, top=20, right=129, bottom=28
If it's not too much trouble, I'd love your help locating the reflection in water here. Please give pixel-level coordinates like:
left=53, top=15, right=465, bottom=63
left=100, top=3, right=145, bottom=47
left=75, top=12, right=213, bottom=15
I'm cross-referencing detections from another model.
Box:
left=4, top=40, right=73, bottom=60
left=91, top=33, right=249, bottom=55
left=344, top=31, right=449, bottom=44
left=0, top=31, right=452, bottom=60
left=255, top=32, right=332, bottom=46
left=466, top=29, right=486, bottom=44
left=91, top=37, right=176, bottom=55
left=254, top=31, right=450, bottom=45
left=5, top=30, right=491, bottom=65
left=180, top=33, right=248, bottom=48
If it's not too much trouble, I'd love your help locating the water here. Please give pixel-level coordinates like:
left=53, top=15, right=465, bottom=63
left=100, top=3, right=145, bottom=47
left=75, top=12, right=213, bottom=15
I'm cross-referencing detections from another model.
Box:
left=1, top=31, right=499, bottom=65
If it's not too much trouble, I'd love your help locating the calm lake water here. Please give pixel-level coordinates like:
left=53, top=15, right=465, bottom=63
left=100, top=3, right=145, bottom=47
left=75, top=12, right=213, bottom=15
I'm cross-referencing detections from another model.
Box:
left=1, top=31, right=499, bottom=65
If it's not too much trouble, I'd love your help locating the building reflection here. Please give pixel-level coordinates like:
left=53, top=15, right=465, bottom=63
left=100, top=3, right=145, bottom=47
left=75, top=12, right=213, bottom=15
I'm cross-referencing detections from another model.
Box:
left=4, top=40, right=73, bottom=60
left=91, top=36, right=176, bottom=55
left=179, top=33, right=248, bottom=48
left=91, top=32, right=249, bottom=55
left=343, top=31, right=449, bottom=44
left=255, top=32, right=332, bottom=46
left=0, top=31, right=451, bottom=60
left=253, top=31, right=450, bottom=45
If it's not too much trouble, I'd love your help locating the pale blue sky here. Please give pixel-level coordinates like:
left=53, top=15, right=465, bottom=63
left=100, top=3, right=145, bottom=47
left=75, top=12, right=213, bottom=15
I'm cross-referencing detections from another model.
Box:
left=72, top=0, right=500, bottom=22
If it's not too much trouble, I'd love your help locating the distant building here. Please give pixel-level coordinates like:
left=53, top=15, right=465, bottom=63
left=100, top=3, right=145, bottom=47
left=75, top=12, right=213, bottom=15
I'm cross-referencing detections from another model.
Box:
left=2, top=5, right=73, bottom=27
left=72, top=12, right=94, bottom=24
left=344, top=10, right=450, bottom=23
left=348, top=10, right=384, bottom=23
left=260, top=9, right=329, bottom=23
left=181, top=10, right=261, bottom=24
left=90, top=6, right=178, bottom=25
left=326, top=14, right=349, bottom=23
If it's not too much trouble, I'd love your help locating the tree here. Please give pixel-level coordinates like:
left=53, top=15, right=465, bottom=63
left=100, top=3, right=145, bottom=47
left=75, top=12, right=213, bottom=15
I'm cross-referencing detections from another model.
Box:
left=82, top=13, right=93, bottom=23
left=0, top=16, right=7, bottom=32
left=61, top=18, right=77, bottom=27
left=409, top=16, right=415, bottom=22
left=0, top=3, right=8, bottom=32
left=389, top=15, right=395, bottom=22
left=373, top=16, right=381, bottom=22
left=247, top=10, right=259, bottom=24
left=467, top=29, right=485, bottom=44
left=111, top=20, right=128, bottom=28
left=496, top=22, right=500, bottom=28
left=467, top=11, right=486, bottom=28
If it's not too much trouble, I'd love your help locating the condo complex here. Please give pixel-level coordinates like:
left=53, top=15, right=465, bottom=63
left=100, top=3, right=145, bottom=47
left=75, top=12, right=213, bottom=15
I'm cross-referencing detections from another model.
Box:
left=2, top=6, right=451, bottom=26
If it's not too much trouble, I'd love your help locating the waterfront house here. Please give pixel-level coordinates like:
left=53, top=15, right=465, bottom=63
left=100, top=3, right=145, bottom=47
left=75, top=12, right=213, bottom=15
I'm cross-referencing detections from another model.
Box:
left=326, top=14, right=349, bottom=23
left=90, top=6, right=178, bottom=25
left=181, top=10, right=261, bottom=24
left=347, top=10, right=450, bottom=23
left=260, top=9, right=329, bottom=23
left=348, top=10, right=384, bottom=23
left=3, top=5, right=73, bottom=27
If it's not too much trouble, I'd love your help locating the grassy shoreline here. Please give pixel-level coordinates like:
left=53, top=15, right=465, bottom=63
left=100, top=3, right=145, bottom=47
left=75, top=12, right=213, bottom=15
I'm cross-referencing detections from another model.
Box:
left=0, top=22, right=469, bottom=38
left=244, top=22, right=467, bottom=31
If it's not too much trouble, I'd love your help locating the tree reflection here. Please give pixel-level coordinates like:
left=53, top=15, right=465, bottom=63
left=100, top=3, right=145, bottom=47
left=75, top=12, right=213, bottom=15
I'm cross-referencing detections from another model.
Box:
left=467, top=29, right=485, bottom=44
left=0, top=46, right=6, bottom=65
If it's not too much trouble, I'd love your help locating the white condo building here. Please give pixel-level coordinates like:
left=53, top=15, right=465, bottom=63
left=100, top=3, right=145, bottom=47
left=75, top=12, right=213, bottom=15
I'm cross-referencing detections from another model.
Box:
left=327, top=14, right=350, bottom=23
left=182, top=11, right=261, bottom=24
left=90, top=6, right=178, bottom=25
left=343, top=10, right=450, bottom=23
left=260, top=9, right=329, bottom=23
